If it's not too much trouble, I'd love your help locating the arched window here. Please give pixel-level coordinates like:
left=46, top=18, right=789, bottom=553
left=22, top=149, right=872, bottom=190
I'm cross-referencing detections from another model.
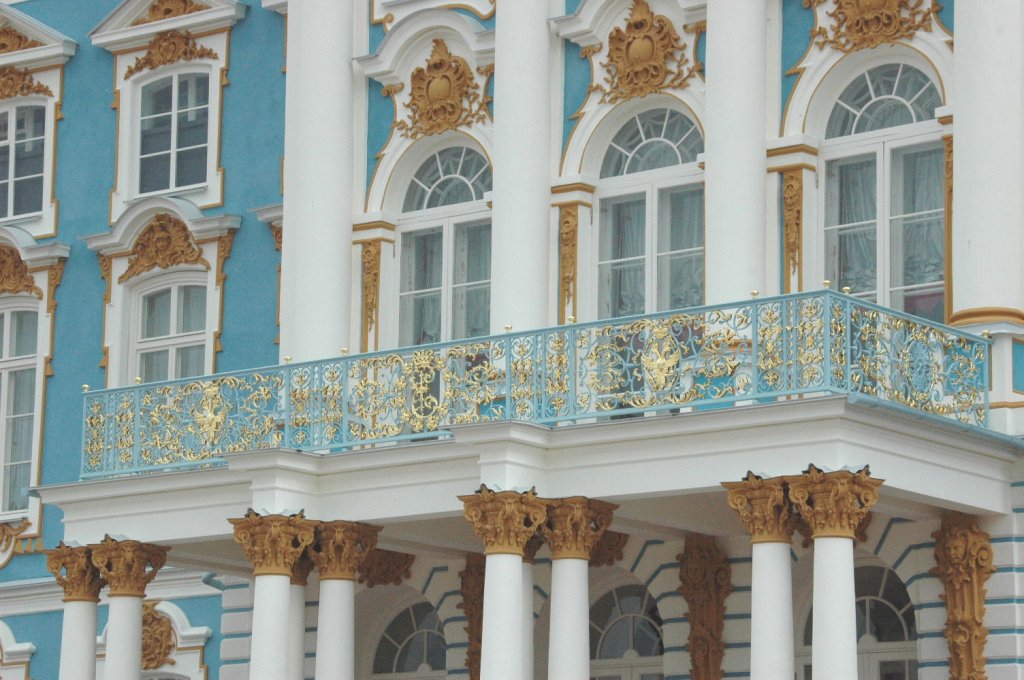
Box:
left=595, top=108, right=704, bottom=320
left=132, top=278, right=208, bottom=382
left=398, top=146, right=493, bottom=346
left=821, top=63, right=945, bottom=322
left=589, top=584, right=664, bottom=680
left=798, top=565, right=918, bottom=680
left=372, top=602, right=446, bottom=678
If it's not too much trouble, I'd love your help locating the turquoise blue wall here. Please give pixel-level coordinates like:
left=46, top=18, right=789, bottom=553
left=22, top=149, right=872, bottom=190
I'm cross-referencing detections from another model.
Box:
left=781, top=0, right=815, bottom=118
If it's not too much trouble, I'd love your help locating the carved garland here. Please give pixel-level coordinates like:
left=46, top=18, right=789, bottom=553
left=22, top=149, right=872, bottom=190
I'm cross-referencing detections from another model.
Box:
left=558, top=204, right=579, bottom=324
left=458, top=553, right=485, bottom=680
left=0, top=246, right=42, bottom=298
left=133, top=0, right=212, bottom=26
left=360, top=240, right=382, bottom=353
left=932, top=513, right=996, bottom=680
left=394, top=39, right=489, bottom=139
left=677, top=533, right=731, bottom=680
left=357, top=548, right=415, bottom=588
left=118, top=214, right=210, bottom=283
left=142, top=601, right=177, bottom=670
left=782, top=169, right=803, bottom=289
left=0, top=67, right=53, bottom=101
left=595, top=0, right=697, bottom=104
left=124, top=31, right=220, bottom=80
left=804, top=0, right=940, bottom=53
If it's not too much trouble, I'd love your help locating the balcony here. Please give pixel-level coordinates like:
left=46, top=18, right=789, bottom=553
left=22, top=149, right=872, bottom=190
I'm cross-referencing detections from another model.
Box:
left=80, top=290, right=991, bottom=479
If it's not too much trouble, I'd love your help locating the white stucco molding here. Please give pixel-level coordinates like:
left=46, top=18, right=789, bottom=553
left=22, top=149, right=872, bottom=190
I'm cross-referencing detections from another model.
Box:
left=0, top=617, right=35, bottom=662
left=91, top=0, right=246, bottom=52
left=0, top=4, right=76, bottom=69
left=84, top=196, right=239, bottom=256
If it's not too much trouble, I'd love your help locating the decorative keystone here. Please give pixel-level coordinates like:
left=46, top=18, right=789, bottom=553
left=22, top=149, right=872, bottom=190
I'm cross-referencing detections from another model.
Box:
left=229, top=508, right=317, bottom=578
left=46, top=543, right=105, bottom=602
left=783, top=464, right=883, bottom=540
left=309, top=520, right=381, bottom=581
left=541, top=496, right=618, bottom=561
left=88, top=535, right=169, bottom=598
left=722, top=471, right=795, bottom=544
left=459, top=485, right=549, bottom=556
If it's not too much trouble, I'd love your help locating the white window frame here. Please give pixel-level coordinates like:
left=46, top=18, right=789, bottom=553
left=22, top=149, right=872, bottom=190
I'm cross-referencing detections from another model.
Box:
left=0, top=82, right=60, bottom=239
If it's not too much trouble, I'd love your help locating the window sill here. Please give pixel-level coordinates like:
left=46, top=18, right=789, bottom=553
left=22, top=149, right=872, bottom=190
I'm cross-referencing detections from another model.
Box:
left=0, top=509, right=29, bottom=525
left=132, top=183, right=209, bottom=205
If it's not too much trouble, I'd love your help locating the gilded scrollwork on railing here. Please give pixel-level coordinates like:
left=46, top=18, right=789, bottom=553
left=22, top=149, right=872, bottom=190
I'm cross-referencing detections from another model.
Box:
left=80, top=291, right=989, bottom=477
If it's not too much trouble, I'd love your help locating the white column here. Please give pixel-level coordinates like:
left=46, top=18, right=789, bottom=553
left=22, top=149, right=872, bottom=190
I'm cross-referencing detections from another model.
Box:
left=521, top=562, right=534, bottom=680
left=280, top=0, right=354, bottom=361
left=704, top=0, right=768, bottom=303
left=104, top=596, right=144, bottom=680
left=288, top=582, right=306, bottom=680
left=489, top=0, right=552, bottom=333
left=811, top=537, right=857, bottom=680
left=59, top=601, right=97, bottom=680
left=951, top=0, right=1024, bottom=317
left=481, top=553, right=524, bottom=680
left=250, top=574, right=293, bottom=680
left=750, top=541, right=794, bottom=680
left=547, top=558, right=590, bottom=680
left=314, top=579, right=355, bottom=680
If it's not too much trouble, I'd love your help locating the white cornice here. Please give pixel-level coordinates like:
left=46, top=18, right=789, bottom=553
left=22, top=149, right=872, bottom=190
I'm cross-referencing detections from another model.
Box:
left=84, top=196, right=239, bottom=254
left=0, top=4, right=76, bottom=69
left=91, top=0, right=247, bottom=53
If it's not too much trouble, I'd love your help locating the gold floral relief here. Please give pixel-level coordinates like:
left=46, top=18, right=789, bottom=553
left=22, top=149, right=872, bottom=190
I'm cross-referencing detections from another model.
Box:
left=677, top=533, right=731, bottom=680
left=132, top=0, right=212, bottom=26
left=394, top=39, right=488, bottom=139
left=722, top=472, right=795, bottom=544
left=141, top=601, right=177, bottom=670
left=0, top=26, right=42, bottom=54
left=119, top=214, right=210, bottom=283
left=88, top=535, right=169, bottom=598
left=541, top=496, right=617, bottom=561
left=805, top=0, right=940, bottom=53
left=784, top=464, right=882, bottom=540
left=782, top=169, right=803, bottom=289
left=230, top=509, right=318, bottom=578
left=558, top=204, right=579, bottom=324
left=361, top=240, right=382, bottom=353
left=124, top=31, right=220, bottom=80
left=309, top=519, right=381, bottom=581
left=0, top=67, right=53, bottom=101
left=589, top=529, right=629, bottom=567
left=595, top=0, right=696, bottom=104
left=459, top=553, right=485, bottom=680
left=46, top=542, right=105, bottom=602
left=0, top=246, right=42, bottom=298
left=357, top=548, right=414, bottom=588
left=460, top=485, right=548, bottom=556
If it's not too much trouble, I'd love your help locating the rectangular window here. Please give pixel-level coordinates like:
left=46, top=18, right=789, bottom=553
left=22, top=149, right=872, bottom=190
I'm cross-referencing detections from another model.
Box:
left=825, top=154, right=878, bottom=301
left=136, top=284, right=207, bottom=383
left=657, top=185, right=704, bottom=311
left=139, top=74, right=210, bottom=195
left=599, top=194, right=646, bottom=319
left=452, top=221, right=491, bottom=340
left=0, top=105, right=45, bottom=220
left=399, top=228, right=443, bottom=346
left=0, top=309, right=36, bottom=513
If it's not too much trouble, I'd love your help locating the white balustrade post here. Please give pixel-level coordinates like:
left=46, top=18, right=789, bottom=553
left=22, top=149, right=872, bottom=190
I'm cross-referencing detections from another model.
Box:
left=280, top=0, right=355, bottom=361
left=704, top=0, right=768, bottom=303
left=47, top=544, right=104, bottom=680
left=489, top=0, right=552, bottom=332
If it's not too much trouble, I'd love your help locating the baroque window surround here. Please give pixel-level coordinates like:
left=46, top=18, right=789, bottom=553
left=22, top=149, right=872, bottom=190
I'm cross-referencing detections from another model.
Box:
left=90, top=0, right=246, bottom=224
left=85, top=197, right=238, bottom=388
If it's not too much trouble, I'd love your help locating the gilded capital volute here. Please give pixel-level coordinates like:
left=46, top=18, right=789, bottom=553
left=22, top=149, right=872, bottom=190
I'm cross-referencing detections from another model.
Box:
left=46, top=543, right=105, bottom=602
left=459, top=485, right=549, bottom=556
left=541, top=496, right=618, bottom=560
left=88, top=535, right=169, bottom=598
left=229, top=509, right=317, bottom=578
left=309, top=520, right=381, bottom=581
left=783, top=465, right=883, bottom=540
left=722, top=472, right=794, bottom=544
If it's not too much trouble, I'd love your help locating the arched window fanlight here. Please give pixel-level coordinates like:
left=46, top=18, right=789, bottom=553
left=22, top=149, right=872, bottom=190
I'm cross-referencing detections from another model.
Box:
left=826, top=64, right=941, bottom=139
left=373, top=602, right=447, bottom=675
left=590, top=584, right=664, bottom=661
left=601, top=108, right=704, bottom=178
left=403, top=147, right=492, bottom=212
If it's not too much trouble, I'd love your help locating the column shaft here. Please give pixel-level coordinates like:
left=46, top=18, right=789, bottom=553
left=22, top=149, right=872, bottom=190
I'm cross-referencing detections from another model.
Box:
left=250, top=574, right=293, bottom=680
left=104, top=596, right=144, bottom=680
left=522, top=562, right=534, bottom=680
left=750, top=542, right=794, bottom=680
left=59, top=600, right=97, bottom=680
left=481, top=553, right=523, bottom=680
left=281, top=0, right=354, bottom=360
left=489, top=0, right=551, bottom=332
left=314, top=579, right=355, bottom=680
left=547, top=558, right=590, bottom=680
left=704, top=0, right=768, bottom=303
left=288, top=583, right=306, bottom=680
left=811, top=537, right=857, bottom=680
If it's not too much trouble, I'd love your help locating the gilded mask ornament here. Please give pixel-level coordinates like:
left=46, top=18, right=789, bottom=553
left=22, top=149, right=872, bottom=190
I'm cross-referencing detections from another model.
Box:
left=394, top=39, right=488, bottom=139
left=597, top=0, right=696, bottom=104
left=677, top=534, right=731, bottom=680
left=230, top=509, right=318, bottom=578
left=133, top=0, right=212, bottom=26
left=805, top=0, right=940, bottom=53
left=119, top=214, right=210, bottom=282
left=784, top=464, right=882, bottom=539
left=459, top=485, right=549, bottom=556
left=0, top=246, right=42, bottom=298
left=46, top=542, right=106, bottom=602
left=88, top=535, right=169, bottom=598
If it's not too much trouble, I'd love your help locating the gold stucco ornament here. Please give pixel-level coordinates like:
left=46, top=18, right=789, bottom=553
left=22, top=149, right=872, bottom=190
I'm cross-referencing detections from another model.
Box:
left=722, top=472, right=795, bottom=544
left=357, top=548, right=414, bottom=588
left=458, top=553, right=485, bottom=680
left=805, top=0, right=939, bottom=53
left=230, top=509, right=317, bottom=578
left=589, top=529, right=629, bottom=567
left=88, top=535, right=169, bottom=598
left=0, top=246, right=42, bottom=298
left=119, top=214, right=210, bottom=283
left=308, top=519, right=381, bottom=581
left=459, top=485, right=549, bottom=556
left=0, top=26, right=41, bottom=54
left=784, top=464, right=882, bottom=539
left=133, top=0, right=211, bottom=26
left=0, top=66, right=52, bottom=101
left=141, top=601, right=177, bottom=670
left=46, top=542, right=106, bottom=603
left=541, top=496, right=617, bottom=561
left=125, top=31, right=219, bottom=80
left=394, top=39, right=488, bottom=139
left=677, top=533, right=731, bottom=680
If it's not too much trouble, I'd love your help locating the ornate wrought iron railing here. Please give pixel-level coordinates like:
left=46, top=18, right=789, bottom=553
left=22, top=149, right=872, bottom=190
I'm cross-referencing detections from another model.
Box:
left=81, top=290, right=990, bottom=478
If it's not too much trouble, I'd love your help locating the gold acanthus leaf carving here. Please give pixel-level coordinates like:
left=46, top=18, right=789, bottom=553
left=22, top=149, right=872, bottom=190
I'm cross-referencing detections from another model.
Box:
left=124, top=31, right=220, bottom=80
left=804, top=0, right=939, bottom=53
left=394, top=39, right=488, bottom=139
left=357, top=548, right=415, bottom=588
left=559, top=204, right=579, bottom=323
left=119, top=214, right=210, bottom=283
left=722, top=471, right=795, bottom=544
left=89, top=535, right=169, bottom=598
left=458, top=553, right=485, bottom=680
left=541, top=496, right=617, bottom=561
left=0, top=26, right=42, bottom=54
left=0, top=246, right=42, bottom=298
left=0, top=66, right=53, bottom=101
left=230, top=509, right=318, bottom=578
left=590, top=530, right=629, bottom=567
left=460, top=485, right=549, bottom=556
left=46, top=542, right=106, bottom=602
left=1, top=518, right=30, bottom=553
left=269, top=224, right=282, bottom=252
left=141, top=601, right=177, bottom=670
left=361, top=240, right=382, bottom=353
left=309, top=519, right=381, bottom=581
left=677, top=533, right=731, bottom=680
left=782, top=169, right=803, bottom=279
left=932, top=512, right=996, bottom=680
left=597, top=0, right=696, bottom=104
left=784, top=464, right=883, bottom=540
left=290, top=551, right=314, bottom=587
left=133, top=0, right=212, bottom=26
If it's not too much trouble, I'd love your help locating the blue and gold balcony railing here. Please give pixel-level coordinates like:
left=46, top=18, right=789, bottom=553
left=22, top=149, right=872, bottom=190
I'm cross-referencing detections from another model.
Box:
left=81, top=290, right=991, bottom=479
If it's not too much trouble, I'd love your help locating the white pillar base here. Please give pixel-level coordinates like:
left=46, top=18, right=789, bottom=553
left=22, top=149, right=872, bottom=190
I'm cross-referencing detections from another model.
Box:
left=104, top=596, right=143, bottom=680
left=811, top=537, right=857, bottom=680
left=548, top=558, right=590, bottom=680
left=250, top=574, right=292, bottom=680
left=314, top=579, right=355, bottom=680
left=750, top=541, right=794, bottom=680
left=481, top=553, right=523, bottom=680
left=59, top=600, right=98, bottom=680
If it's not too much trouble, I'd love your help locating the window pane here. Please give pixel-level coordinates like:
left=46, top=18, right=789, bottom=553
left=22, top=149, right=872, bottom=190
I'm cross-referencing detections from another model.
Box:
left=373, top=638, right=397, bottom=674
left=0, top=145, right=9, bottom=184
left=600, top=260, right=644, bottom=319
left=0, top=314, right=6, bottom=358
left=142, top=289, right=172, bottom=339
left=879, top=660, right=908, bottom=680
left=871, top=600, right=908, bottom=642
left=13, top=177, right=42, bottom=216
left=599, top=618, right=631, bottom=659
left=0, top=111, right=8, bottom=143
left=634, top=617, right=663, bottom=656
left=395, top=632, right=427, bottom=673
left=8, top=368, right=34, bottom=419
left=177, top=74, right=209, bottom=109
left=892, top=286, right=944, bottom=323
left=826, top=224, right=877, bottom=296
left=11, top=311, right=36, bottom=357
left=178, top=285, right=207, bottom=333
left=658, top=251, right=703, bottom=310
left=855, top=99, right=914, bottom=134
left=142, top=77, right=174, bottom=116
left=659, top=186, right=704, bottom=252
left=426, top=632, right=446, bottom=670
left=454, top=223, right=491, bottom=285
left=15, top=107, right=44, bottom=142
left=175, top=344, right=205, bottom=379
left=892, top=145, right=943, bottom=215
left=175, top=146, right=207, bottom=187
left=4, top=461, right=28, bottom=511
left=452, top=283, right=490, bottom=340
left=140, top=350, right=169, bottom=383
left=426, top=176, right=473, bottom=208
left=140, top=114, right=172, bottom=155
left=177, top=107, right=209, bottom=149
left=140, top=154, right=171, bottom=194
left=827, top=156, right=877, bottom=226
left=627, top=140, right=679, bottom=174
left=400, top=291, right=441, bottom=346
left=600, top=196, right=645, bottom=261
left=401, top=229, right=442, bottom=292
left=14, top=139, right=43, bottom=178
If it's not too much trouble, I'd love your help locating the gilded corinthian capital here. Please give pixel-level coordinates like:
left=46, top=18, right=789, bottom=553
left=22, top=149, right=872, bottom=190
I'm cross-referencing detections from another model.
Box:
left=541, top=496, right=618, bottom=560
left=47, top=543, right=105, bottom=602
left=88, top=535, right=169, bottom=598
left=229, top=508, right=317, bottom=578
left=722, top=472, right=794, bottom=544
left=309, top=520, right=381, bottom=581
left=783, top=464, right=883, bottom=540
left=459, top=485, right=549, bottom=556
